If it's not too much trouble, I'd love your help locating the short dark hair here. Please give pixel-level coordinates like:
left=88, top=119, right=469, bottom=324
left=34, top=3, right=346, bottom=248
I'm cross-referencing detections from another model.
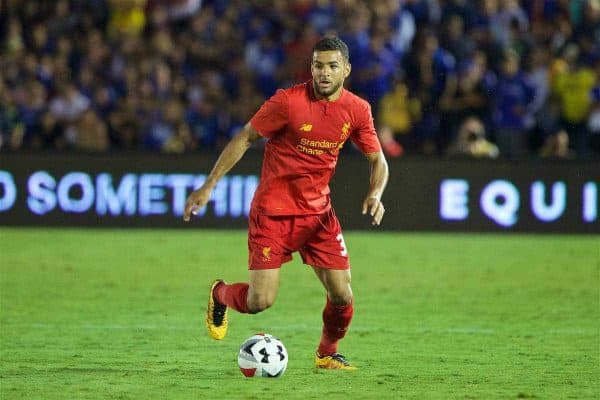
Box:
left=312, top=36, right=350, bottom=62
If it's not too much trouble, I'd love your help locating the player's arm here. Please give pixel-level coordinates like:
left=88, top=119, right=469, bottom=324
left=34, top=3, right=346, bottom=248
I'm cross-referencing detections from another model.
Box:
left=362, top=151, right=389, bottom=226
left=183, top=123, right=262, bottom=221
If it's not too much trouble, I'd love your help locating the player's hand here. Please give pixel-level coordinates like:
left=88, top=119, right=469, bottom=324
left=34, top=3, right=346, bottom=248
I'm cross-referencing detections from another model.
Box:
left=183, top=186, right=212, bottom=222
left=362, top=196, right=385, bottom=226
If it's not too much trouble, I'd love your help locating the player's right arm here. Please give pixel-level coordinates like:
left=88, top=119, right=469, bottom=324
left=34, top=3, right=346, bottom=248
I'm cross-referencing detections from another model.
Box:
left=184, top=89, right=288, bottom=222
left=183, top=123, right=262, bottom=222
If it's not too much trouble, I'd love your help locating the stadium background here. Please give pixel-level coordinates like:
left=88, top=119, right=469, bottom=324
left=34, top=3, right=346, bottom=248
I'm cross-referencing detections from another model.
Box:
left=1, top=0, right=599, bottom=232
left=1, top=1, right=599, bottom=399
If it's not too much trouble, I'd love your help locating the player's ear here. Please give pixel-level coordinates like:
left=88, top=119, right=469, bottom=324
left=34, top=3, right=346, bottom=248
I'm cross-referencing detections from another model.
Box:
left=344, top=62, right=351, bottom=78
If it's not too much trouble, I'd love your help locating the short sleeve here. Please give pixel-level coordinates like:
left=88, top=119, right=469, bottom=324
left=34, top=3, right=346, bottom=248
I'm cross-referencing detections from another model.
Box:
left=249, top=89, right=289, bottom=139
left=350, top=101, right=382, bottom=154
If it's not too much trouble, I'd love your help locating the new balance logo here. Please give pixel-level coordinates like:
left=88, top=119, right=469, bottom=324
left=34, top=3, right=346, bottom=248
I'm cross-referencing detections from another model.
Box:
left=299, top=124, right=313, bottom=132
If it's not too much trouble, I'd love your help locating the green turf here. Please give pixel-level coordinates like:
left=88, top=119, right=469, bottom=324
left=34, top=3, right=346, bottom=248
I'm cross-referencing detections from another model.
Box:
left=0, top=228, right=598, bottom=399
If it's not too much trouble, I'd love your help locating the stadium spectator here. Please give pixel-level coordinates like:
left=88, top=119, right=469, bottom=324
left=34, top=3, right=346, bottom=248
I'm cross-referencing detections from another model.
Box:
left=440, top=14, right=475, bottom=63
left=377, top=125, right=405, bottom=158
left=161, top=0, right=203, bottom=21
left=539, top=129, right=575, bottom=159
left=552, top=44, right=597, bottom=156
left=49, top=81, right=91, bottom=124
left=339, top=3, right=371, bottom=70
left=4, top=17, right=25, bottom=55
left=525, top=47, right=551, bottom=125
left=377, top=76, right=421, bottom=156
left=386, top=0, right=415, bottom=60
left=493, top=0, right=529, bottom=50
left=185, top=95, right=220, bottom=149
left=245, top=33, right=286, bottom=98
left=108, top=0, right=146, bottom=37
left=588, top=85, right=600, bottom=154
left=142, top=97, right=187, bottom=151
left=446, top=116, right=499, bottom=158
left=283, top=25, right=320, bottom=85
left=0, top=81, right=25, bottom=151
left=72, top=109, right=110, bottom=152
left=351, top=31, right=397, bottom=108
left=405, top=28, right=457, bottom=154
left=31, top=112, right=66, bottom=151
left=305, top=0, right=336, bottom=35
left=489, top=49, right=535, bottom=158
left=443, top=50, right=493, bottom=143
left=16, top=80, right=48, bottom=145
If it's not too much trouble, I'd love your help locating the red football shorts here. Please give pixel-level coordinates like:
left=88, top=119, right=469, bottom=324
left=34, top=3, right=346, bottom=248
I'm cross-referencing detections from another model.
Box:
left=248, top=208, right=350, bottom=270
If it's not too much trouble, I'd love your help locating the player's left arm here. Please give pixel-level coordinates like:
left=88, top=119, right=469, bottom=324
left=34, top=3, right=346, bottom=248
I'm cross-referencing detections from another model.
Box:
left=362, top=151, right=389, bottom=226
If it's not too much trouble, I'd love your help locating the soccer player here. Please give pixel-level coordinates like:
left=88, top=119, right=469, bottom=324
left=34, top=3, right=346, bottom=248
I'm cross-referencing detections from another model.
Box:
left=183, top=37, right=389, bottom=370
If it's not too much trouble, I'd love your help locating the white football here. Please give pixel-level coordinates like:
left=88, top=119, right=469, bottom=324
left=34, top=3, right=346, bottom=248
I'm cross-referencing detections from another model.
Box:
left=237, top=333, right=288, bottom=378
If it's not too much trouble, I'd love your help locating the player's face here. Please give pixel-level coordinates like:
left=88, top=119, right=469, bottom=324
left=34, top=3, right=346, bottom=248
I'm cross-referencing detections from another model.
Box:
left=311, top=50, right=351, bottom=100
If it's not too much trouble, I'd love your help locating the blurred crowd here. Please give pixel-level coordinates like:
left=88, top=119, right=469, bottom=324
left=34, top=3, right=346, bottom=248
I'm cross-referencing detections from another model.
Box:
left=1, top=0, right=599, bottom=159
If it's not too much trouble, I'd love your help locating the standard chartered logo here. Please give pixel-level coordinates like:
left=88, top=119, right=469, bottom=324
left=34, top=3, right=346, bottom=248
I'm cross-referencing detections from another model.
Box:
left=296, top=138, right=341, bottom=156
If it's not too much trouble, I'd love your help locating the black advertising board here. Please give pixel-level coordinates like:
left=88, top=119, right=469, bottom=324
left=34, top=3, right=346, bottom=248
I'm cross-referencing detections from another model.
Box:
left=0, top=152, right=598, bottom=233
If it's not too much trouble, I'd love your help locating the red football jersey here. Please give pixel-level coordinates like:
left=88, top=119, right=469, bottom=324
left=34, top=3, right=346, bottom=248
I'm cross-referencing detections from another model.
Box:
left=249, top=81, right=381, bottom=215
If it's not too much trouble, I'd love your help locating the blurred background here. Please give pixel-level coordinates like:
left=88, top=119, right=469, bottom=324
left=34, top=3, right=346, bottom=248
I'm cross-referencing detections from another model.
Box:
left=1, top=0, right=599, bottom=160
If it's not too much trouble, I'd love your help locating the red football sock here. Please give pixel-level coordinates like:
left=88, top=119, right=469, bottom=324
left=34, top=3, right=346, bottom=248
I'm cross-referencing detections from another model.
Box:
left=214, top=282, right=250, bottom=314
left=317, top=297, right=354, bottom=356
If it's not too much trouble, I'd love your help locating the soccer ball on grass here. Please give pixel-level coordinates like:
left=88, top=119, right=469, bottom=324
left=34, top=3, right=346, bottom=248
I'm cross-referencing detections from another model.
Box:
left=237, top=333, right=288, bottom=377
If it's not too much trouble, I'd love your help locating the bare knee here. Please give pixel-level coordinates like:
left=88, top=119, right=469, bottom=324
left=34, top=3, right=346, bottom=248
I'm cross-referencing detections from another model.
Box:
left=247, top=269, right=279, bottom=313
left=328, top=288, right=353, bottom=305
left=247, top=294, right=276, bottom=314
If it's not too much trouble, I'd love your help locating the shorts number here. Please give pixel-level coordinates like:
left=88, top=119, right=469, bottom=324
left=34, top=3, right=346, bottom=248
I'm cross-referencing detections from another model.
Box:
left=336, top=234, right=348, bottom=256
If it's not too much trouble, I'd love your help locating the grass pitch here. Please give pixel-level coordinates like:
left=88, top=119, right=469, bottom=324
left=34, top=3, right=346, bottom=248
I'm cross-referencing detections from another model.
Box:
left=0, top=228, right=598, bottom=399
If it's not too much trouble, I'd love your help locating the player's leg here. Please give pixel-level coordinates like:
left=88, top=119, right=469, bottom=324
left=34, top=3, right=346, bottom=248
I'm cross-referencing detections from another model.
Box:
left=245, top=268, right=281, bottom=313
left=206, top=269, right=280, bottom=340
left=213, top=269, right=281, bottom=314
left=312, top=267, right=356, bottom=370
left=299, top=209, right=356, bottom=369
left=206, top=211, right=290, bottom=340
left=312, top=267, right=353, bottom=305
